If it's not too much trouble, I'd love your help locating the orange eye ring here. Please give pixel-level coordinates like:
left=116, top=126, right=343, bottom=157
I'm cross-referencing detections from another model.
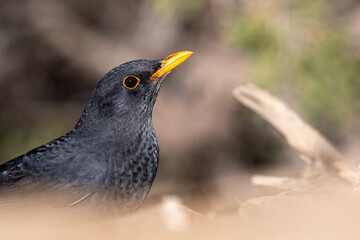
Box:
left=123, top=75, right=140, bottom=89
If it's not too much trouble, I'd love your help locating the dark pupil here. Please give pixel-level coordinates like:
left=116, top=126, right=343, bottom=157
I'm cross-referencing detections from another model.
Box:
left=125, top=77, right=138, bottom=88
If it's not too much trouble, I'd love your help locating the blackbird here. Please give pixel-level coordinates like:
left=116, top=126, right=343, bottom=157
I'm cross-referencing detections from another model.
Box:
left=0, top=51, right=193, bottom=215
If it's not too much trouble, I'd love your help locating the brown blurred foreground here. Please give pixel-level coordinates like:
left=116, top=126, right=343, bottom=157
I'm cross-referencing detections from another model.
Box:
left=1, top=190, right=359, bottom=240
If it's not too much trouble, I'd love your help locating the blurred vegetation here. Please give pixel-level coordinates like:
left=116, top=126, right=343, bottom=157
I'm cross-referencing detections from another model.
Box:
left=149, top=0, right=203, bottom=19
left=227, top=0, right=360, bottom=140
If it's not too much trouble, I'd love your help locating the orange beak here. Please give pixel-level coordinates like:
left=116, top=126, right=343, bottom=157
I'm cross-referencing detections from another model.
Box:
left=150, top=51, right=193, bottom=80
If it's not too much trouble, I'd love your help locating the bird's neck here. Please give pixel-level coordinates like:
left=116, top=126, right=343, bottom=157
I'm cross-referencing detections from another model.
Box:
left=72, top=106, right=154, bottom=141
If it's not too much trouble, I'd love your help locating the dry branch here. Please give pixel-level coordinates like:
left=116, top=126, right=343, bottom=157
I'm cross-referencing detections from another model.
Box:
left=250, top=175, right=311, bottom=191
left=233, top=84, right=355, bottom=186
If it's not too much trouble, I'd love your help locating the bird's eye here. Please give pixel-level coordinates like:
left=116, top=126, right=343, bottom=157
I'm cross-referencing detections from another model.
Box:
left=123, top=75, right=140, bottom=89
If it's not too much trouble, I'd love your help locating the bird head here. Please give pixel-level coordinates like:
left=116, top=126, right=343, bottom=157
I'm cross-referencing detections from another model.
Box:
left=78, top=51, right=193, bottom=131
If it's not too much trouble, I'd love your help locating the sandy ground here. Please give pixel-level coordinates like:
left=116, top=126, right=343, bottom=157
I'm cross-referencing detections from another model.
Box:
left=1, top=173, right=359, bottom=240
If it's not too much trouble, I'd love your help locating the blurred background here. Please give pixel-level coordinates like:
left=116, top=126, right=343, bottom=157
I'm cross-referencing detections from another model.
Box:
left=1, top=0, right=360, bottom=212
